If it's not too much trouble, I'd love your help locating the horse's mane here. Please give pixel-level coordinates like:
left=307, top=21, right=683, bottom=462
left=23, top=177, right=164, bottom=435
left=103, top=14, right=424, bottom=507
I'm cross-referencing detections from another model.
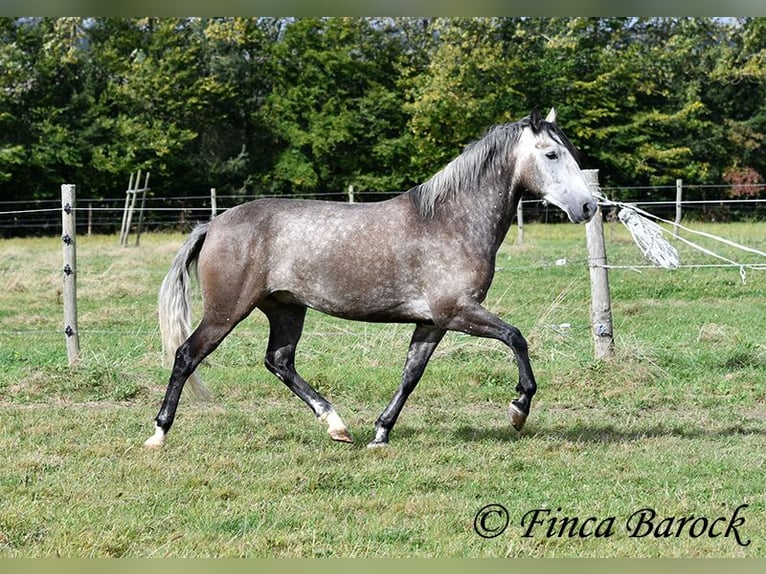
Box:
left=410, top=114, right=580, bottom=218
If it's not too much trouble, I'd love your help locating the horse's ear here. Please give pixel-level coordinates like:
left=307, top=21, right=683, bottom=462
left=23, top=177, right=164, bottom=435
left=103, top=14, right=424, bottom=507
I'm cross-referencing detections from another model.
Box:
left=545, top=107, right=557, bottom=123
left=529, top=107, right=542, bottom=132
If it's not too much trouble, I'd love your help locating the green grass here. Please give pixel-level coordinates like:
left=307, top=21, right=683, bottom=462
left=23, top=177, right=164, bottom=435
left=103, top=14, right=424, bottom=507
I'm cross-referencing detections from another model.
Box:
left=1, top=222, right=765, bottom=557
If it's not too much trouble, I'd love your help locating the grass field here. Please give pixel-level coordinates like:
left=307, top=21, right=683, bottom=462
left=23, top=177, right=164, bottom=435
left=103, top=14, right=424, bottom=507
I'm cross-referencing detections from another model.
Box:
left=1, top=219, right=765, bottom=557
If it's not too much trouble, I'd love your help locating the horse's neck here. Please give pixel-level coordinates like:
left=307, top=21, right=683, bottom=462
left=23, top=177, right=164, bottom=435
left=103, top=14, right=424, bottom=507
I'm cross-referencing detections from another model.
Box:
left=439, top=179, right=521, bottom=256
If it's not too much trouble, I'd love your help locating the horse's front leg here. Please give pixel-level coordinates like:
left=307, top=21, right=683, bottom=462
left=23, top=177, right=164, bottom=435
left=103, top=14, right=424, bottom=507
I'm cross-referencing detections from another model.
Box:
left=440, top=299, right=536, bottom=431
left=370, top=324, right=446, bottom=447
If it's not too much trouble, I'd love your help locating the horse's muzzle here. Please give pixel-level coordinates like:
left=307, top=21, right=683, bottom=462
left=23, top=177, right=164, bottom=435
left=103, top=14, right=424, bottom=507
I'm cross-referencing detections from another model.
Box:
left=568, top=198, right=598, bottom=224
left=580, top=199, right=598, bottom=223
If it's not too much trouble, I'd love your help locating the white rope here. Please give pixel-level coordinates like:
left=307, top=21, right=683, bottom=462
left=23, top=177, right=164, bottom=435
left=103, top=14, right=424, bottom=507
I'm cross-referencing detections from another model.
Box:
left=594, top=190, right=766, bottom=283
left=617, top=207, right=679, bottom=269
left=598, top=192, right=766, bottom=258
left=0, top=208, right=61, bottom=215
left=670, top=220, right=766, bottom=259
left=602, top=263, right=766, bottom=270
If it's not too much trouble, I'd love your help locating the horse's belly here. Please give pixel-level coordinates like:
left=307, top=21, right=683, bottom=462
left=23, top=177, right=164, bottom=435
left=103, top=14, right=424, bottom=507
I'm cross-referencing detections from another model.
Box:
left=271, top=287, right=433, bottom=324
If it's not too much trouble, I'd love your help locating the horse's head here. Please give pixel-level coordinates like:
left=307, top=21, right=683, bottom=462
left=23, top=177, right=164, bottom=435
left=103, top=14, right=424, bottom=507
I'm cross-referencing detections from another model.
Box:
left=516, top=108, right=597, bottom=223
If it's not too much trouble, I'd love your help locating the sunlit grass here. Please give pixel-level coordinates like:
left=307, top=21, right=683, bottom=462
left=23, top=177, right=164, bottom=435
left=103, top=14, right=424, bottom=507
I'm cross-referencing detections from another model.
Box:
left=1, top=222, right=765, bottom=557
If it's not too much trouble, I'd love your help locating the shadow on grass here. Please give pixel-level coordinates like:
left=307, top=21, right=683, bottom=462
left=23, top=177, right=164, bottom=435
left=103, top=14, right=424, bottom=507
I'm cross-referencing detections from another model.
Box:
left=452, top=421, right=766, bottom=444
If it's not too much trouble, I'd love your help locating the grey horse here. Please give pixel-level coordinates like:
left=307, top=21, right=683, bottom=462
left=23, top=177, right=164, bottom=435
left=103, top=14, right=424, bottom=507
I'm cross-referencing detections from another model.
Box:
left=144, top=108, right=597, bottom=449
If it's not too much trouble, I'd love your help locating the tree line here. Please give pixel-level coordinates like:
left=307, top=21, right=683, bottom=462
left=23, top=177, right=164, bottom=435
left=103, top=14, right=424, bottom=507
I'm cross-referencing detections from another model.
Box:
left=1, top=17, right=765, bottom=212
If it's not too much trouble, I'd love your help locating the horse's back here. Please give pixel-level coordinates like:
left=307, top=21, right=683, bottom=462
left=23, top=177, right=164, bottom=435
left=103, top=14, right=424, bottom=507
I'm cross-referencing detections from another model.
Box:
left=196, top=195, right=435, bottom=322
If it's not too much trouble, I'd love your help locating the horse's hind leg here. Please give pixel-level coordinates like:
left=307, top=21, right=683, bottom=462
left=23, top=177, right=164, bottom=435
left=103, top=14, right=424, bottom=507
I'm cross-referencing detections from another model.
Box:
left=261, top=300, right=352, bottom=443
left=144, top=317, right=235, bottom=448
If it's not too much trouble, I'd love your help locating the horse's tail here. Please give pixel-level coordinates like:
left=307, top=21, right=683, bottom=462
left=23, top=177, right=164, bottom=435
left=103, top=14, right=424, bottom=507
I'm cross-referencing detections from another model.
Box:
left=158, top=222, right=213, bottom=401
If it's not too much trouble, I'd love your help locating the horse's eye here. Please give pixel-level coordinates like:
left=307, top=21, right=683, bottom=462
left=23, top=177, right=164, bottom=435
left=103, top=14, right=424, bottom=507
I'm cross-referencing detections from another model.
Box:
left=545, top=151, right=558, bottom=160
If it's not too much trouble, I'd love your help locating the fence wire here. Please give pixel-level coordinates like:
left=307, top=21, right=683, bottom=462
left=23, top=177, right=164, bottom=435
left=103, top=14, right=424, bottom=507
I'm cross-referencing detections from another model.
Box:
left=3, top=186, right=765, bottom=346
left=2, top=187, right=766, bottom=236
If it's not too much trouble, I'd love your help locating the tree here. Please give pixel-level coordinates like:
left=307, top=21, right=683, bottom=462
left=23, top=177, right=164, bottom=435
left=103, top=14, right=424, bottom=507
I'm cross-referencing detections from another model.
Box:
left=517, top=18, right=731, bottom=194
left=1, top=16, right=765, bottom=231
left=708, top=18, right=766, bottom=196
left=0, top=18, right=91, bottom=199
left=403, top=17, right=524, bottom=179
left=84, top=18, right=237, bottom=197
left=258, top=17, right=412, bottom=198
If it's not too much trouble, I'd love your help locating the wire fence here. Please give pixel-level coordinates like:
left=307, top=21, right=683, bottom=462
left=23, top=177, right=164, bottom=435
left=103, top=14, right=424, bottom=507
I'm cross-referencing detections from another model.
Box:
left=0, top=190, right=394, bottom=236
left=2, top=183, right=766, bottom=237
left=3, top=184, right=765, bottom=362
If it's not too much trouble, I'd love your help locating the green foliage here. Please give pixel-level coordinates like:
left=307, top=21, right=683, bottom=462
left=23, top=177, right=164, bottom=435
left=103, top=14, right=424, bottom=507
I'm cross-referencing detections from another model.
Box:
left=260, top=17, right=412, bottom=196
left=405, top=18, right=521, bottom=176
left=1, top=17, right=765, bottom=209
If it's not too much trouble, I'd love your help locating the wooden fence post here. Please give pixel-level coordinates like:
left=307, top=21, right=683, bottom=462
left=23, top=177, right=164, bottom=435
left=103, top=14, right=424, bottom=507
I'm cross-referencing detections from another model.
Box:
left=516, top=199, right=524, bottom=244
left=210, top=187, right=217, bottom=219
left=120, top=170, right=151, bottom=246
left=348, top=184, right=355, bottom=203
left=134, top=171, right=150, bottom=246
left=119, top=171, right=135, bottom=246
left=583, top=169, right=614, bottom=360
left=61, top=184, right=81, bottom=365
left=123, top=169, right=141, bottom=246
left=674, top=178, right=683, bottom=234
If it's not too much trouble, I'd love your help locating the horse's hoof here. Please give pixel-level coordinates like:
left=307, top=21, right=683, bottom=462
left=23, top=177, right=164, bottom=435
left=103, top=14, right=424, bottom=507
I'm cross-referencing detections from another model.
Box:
left=367, top=440, right=389, bottom=449
left=320, top=410, right=352, bottom=443
left=507, top=402, right=528, bottom=431
left=329, top=427, right=354, bottom=443
left=143, top=426, right=166, bottom=449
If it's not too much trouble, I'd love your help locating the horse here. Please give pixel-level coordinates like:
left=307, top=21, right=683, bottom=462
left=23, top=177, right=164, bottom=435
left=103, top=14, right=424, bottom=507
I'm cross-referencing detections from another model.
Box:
left=144, top=107, right=597, bottom=449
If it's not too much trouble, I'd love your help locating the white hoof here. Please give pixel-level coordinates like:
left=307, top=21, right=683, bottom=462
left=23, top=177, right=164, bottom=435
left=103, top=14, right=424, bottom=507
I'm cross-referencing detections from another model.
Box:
left=319, top=410, right=353, bottom=443
left=507, top=402, right=528, bottom=431
left=143, top=425, right=166, bottom=449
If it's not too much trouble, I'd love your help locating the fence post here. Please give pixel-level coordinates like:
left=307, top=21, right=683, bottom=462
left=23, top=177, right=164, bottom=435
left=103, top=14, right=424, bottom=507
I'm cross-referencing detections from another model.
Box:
left=124, top=170, right=142, bottom=246
left=119, top=171, right=135, bottom=246
left=210, top=187, right=217, bottom=219
left=61, top=184, right=81, bottom=366
left=674, top=178, right=683, bottom=234
left=583, top=169, right=614, bottom=360
left=134, top=171, right=150, bottom=247
left=348, top=184, right=355, bottom=204
left=516, top=199, right=524, bottom=244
